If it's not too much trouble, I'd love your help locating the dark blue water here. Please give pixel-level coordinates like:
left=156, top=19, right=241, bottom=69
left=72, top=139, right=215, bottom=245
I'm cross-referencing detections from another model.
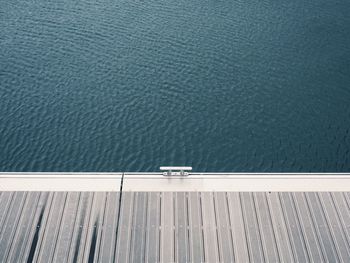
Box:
left=1, top=0, right=350, bottom=172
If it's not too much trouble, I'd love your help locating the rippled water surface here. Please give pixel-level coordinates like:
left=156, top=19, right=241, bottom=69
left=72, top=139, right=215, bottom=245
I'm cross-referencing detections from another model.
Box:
left=1, top=0, right=350, bottom=172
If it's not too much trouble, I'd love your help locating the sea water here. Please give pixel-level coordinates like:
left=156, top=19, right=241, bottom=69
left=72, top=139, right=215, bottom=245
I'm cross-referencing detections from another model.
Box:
left=1, top=0, right=350, bottom=172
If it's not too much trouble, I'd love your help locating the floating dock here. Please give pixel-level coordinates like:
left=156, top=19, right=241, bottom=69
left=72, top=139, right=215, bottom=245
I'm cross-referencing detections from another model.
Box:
left=1, top=172, right=350, bottom=262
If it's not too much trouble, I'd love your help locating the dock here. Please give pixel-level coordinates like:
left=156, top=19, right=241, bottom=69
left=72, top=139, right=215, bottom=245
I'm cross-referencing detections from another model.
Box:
left=1, top=172, right=350, bottom=262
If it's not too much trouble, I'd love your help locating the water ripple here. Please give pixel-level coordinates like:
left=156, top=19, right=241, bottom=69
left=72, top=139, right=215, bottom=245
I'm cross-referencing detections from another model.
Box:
left=1, top=0, right=350, bottom=172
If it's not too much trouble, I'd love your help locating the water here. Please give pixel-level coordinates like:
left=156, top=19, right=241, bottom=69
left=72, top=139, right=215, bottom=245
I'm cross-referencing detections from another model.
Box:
left=1, top=0, right=350, bottom=172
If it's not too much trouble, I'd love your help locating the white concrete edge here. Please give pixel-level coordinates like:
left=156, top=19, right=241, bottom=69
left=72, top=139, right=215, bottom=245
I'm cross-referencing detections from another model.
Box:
left=123, top=173, right=350, bottom=192
left=122, top=178, right=350, bottom=192
left=124, top=173, right=350, bottom=179
left=0, top=173, right=122, bottom=191
left=0, top=172, right=122, bottom=178
left=1, top=173, right=350, bottom=191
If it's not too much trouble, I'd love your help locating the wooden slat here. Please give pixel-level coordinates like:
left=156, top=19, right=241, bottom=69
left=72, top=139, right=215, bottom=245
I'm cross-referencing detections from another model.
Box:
left=115, top=192, right=134, bottom=262
left=266, top=192, right=294, bottom=263
left=331, top=193, right=350, bottom=247
left=82, top=192, right=106, bottom=262
left=214, top=192, right=235, bottom=262
left=145, top=192, right=160, bottom=262
left=0, top=192, right=27, bottom=262
left=240, top=192, right=265, bottom=262
left=254, top=193, right=280, bottom=262
left=6, top=192, right=41, bottom=263
left=35, top=192, right=67, bottom=262
left=292, top=193, right=325, bottom=262
left=52, top=192, right=80, bottom=263
left=226, top=192, right=249, bottom=262
left=318, top=192, right=350, bottom=261
left=279, top=192, right=310, bottom=262
left=187, top=192, right=204, bottom=262
left=97, top=192, right=120, bottom=262
left=69, top=192, right=94, bottom=262
left=160, top=192, right=174, bottom=262
left=305, top=192, right=340, bottom=262
left=0, top=192, right=13, bottom=235
left=130, top=192, right=148, bottom=262
left=22, top=192, right=50, bottom=262
left=29, top=192, right=54, bottom=262
left=175, top=192, right=189, bottom=263
left=66, top=192, right=92, bottom=263
left=201, top=192, right=220, bottom=262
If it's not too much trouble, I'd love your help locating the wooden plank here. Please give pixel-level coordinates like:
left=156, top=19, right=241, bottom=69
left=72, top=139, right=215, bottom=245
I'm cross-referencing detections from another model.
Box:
left=35, top=192, right=67, bottom=262
left=279, top=192, right=309, bottom=262
left=115, top=192, right=134, bottom=262
left=266, top=193, right=294, bottom=262
left=0, top=192, right=27, bottom=262
left=6, top=192, right=41, bottom=263
left=160, top=192, right=174, bottom=262
left=305, top=192, right=340, bottom=262
left=0, top=192, right=13, bottom=234
left=292, top=193, right=325, bottom=262
left=201, top=192, right=220, bottom=262
left=51, top=192, right=80, bottom=263
left=65, top=192, right=92, bottom=262
left=97, top=192, right=120, bottom=262
left=240, top=192, right=265, bottom=262
left=214, top=192, right=234, bottom=262
left=254, top=193, right=280, bottom=262
left=331, top=193, right=350, bottom=247
left=187, top=192, right=204, bottom=262
left=130, top=192, right=148, bottom=262
left=30, top=192, right=55, bottom=262
left=82, top=192, right=107, bottom=262
left=67, top=192, right=94, bottom=263
left=21, top=192, right=50, bottom=262
left=226, top=192, right=249, bottom=262
left=319, top=192, right=350, bottom=261
left=145, top=192, right=160, bottom=263
left=175, top=192, right=189, bottom=263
